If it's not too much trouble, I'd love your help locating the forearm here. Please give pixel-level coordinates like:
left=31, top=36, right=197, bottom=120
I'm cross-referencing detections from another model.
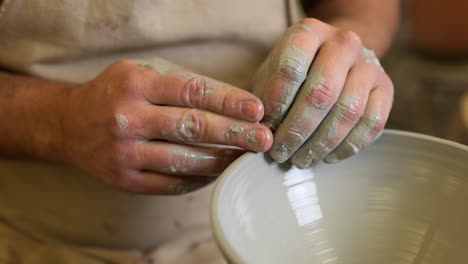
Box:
left=0, top=71, right=72, bottom=162
left=304, top=0, right=400, bottom=57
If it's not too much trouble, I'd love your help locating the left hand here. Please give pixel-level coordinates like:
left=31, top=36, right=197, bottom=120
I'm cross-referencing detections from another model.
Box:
left=253, top=18, right=394, bottom=168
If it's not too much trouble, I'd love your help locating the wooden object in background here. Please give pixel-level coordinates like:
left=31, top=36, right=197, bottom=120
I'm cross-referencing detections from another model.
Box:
left=411, top=0, right=468, bottom=55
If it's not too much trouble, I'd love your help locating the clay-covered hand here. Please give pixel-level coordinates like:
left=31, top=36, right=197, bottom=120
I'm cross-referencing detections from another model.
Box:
left=253, top=18, right=394, bottom=168
left=62, top=58, right=273, bottom=194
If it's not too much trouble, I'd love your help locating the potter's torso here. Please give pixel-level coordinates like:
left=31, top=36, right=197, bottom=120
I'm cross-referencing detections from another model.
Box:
left=0, top=0, right=292, bottom=249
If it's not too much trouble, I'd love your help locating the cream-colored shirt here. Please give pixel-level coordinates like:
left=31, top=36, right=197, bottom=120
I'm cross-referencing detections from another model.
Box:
left=0, top=0, right=305, bottom=252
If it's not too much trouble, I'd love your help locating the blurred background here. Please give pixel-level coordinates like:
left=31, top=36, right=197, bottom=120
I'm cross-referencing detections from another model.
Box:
left=383, top=0, right=468, bottom=145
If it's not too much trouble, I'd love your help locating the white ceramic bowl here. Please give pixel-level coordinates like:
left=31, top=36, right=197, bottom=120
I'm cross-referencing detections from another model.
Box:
left=211, top=130, right=468, bottom=264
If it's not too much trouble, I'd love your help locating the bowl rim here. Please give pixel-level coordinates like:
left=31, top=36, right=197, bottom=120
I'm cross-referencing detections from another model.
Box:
left=210, top=129, right=468, bottom=264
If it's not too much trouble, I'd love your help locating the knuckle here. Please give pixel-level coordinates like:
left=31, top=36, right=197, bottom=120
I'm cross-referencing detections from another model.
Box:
left=266, top=101, right=287, bottom=119
left=111, top=112, right=137, bottom=138
left=276, top=55, right=307, bottom=82
left=107, top=145, right=140, bottom=189
left=111, top=112, right=127, bottom=137
left=381, top=73, right=395, bottom=93
left=106, top=162, right=131, bottom=188
left=176, top=109, right=205, bottom=141
left=365, top=63, right=383, bottom=76
left=121, top=142, right=141, bottom=165
left=113, top=66, right=145, bottom=95
left=181, top=76, right=208, bottom=107
left=335, top=100, right=363, bottom=122
left=124, top=65, right=143, bottom=84
left=333, top=30, right=362, bottom=49
left=363, top=114, right=385, bottom=134
left=373, top=118, right=386, bottom=133
left=305, top=81, right=335, bottom=110
left=111, top=142, right=132, bottom=166
left=285, top=129, right=307, bottom=148
left=171, top=152, right=197, bottom=173
left=103, top=61, right=142, bottom=93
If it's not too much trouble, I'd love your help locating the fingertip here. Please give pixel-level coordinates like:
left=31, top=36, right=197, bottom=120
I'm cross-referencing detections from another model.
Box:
left=263, top=127, right=274, bottom=151
left=241, top=99, right=265, bottom=122
left=268, top=144, right=291, bottom=163
left=245, top=126, right=273, bottom=152
left=291, top=154, right=312, bottom=169
left=323, top=153, right=340, bottom=164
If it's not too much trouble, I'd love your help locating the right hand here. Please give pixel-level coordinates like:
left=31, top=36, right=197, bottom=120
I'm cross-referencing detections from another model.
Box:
left=61, top=58, right=273, bottom=195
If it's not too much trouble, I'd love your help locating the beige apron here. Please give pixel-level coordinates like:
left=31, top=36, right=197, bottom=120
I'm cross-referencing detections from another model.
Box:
left=0, top=0, right=304, bottom=262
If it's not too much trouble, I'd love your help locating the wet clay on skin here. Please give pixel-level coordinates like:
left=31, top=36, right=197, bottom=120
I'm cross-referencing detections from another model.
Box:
left=228, top=123, right=244, bottom=134
left=260, top=24, right=314, bottom=129
left=115, top=114, right=129, bottom=136
left=140, top=58, right=182, bottom=75
left=324, top=113, right=383, bottom=163
left=224, top=123, right=245, bottom=143
left=247, top=129, right=262, bottom=148
left=140, top=58, right=212, bottom=89
left=162, top=146, right=217, bottom=174
left=160, top=118, right=199, bottom=142
left=291, top=96, right=361, bottom=168
left=268, top=65, right=326, bottom=163
left=362, top=46, right=382, bottom=68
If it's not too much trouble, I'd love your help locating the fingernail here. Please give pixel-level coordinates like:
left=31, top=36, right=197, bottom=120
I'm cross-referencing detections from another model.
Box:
left=292, top=157, right=312, bottom=169
left=241, top=100, right=261, bottom=121
left=247, top=128, right=271, bottom=150
left=324, top=153, right=339, bottom=164
left=291, top=150, right=314, bottom=169
left=269, top=144, right=292, bottom=163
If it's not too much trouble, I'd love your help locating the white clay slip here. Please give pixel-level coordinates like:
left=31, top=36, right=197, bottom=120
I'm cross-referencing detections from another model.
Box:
left=115, top=114, right=129, bottom=135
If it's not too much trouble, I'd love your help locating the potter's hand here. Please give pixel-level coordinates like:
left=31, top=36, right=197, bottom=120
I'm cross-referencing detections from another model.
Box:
left=63, top=59, right=272, bottom=194
left=253, top=19, right=394, bottom=168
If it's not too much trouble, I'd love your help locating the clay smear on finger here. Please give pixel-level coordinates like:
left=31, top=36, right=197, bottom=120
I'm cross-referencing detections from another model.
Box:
left=362, top=46, right=384, bottom=71
left=325, top=113, right=383, bottom=163
left=268, top=65, right=326, bottom=163
left=262, top=25, right=314, bottom=128
left=225, top=123, right=245, bottom=142
left=139, top=58, right=201, bottom=85
left=164, top=146, right=217, bottom=174
left=291, top=96, right=360, bottom=168
left=247, top=129, right=265, bottom=148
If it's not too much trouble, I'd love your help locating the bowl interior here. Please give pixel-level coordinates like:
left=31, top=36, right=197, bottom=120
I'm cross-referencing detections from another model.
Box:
left=212, top=130, right=468, bottom=264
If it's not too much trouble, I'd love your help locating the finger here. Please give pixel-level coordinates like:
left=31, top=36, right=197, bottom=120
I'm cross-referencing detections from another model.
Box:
left=269, top=30, right=363, bottom=163
left=134, top=105, right=273, bottom=152
left=254, top=19, right=334, bottom=128
left=137, top=60, right=264, bottom=122
left=291, top=62, right=382, bottom=168
left=324, top=73, right=393, bottom=163
left=131, top=141, right=243, bottom=176
left=116, top=170, right=216, bottom=195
